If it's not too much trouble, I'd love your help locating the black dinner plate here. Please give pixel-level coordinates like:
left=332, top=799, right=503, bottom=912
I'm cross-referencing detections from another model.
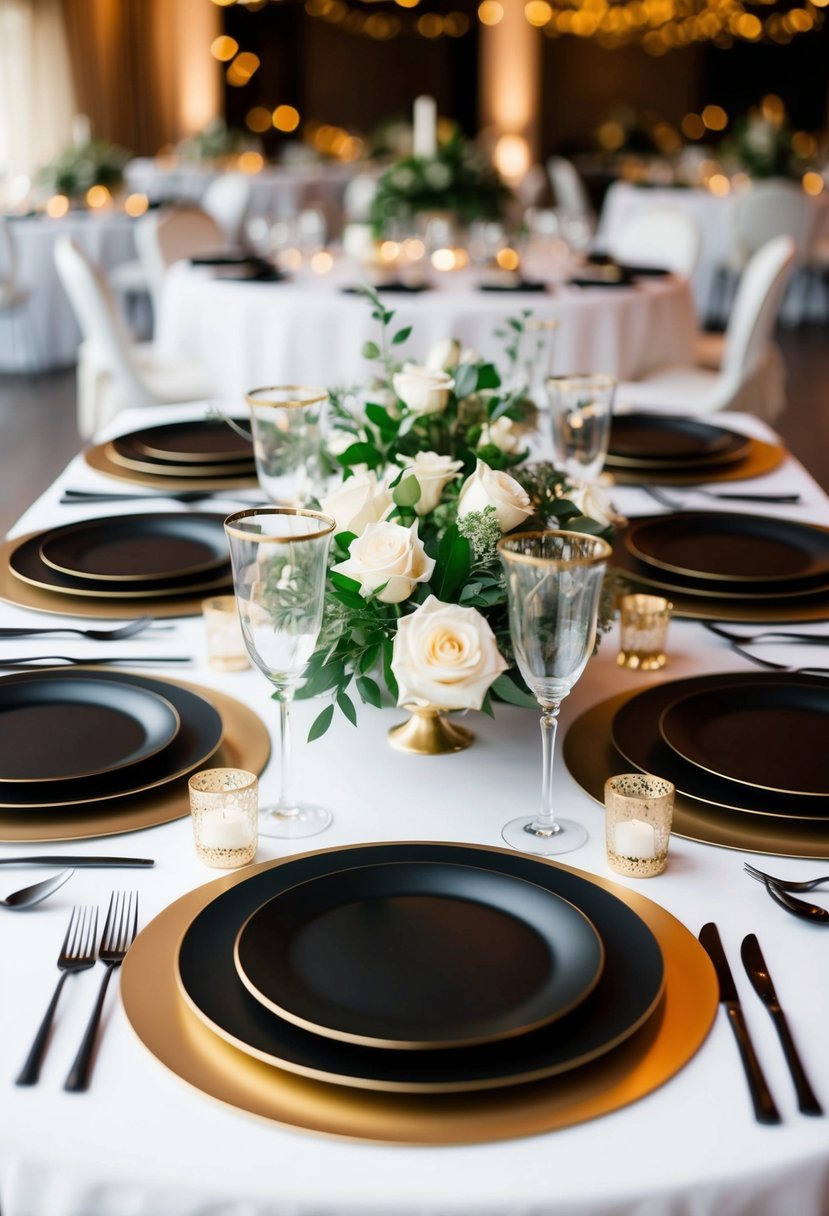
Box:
left=126, top=419, right=253, bottom=465
left=189, top=253, right=267, bottom=267
left=659, top=682, right=829, bottom=798
left=0, top=675, right=179, bottom=783
left=477, top=280, right=548, bottom=293
left=625, top=512, right=829, bottom=587
left=342, top=282, right=430, bottom=295
left=611, top=672, right=829, bottom=820
left=234, top=861, right=604, bottom=1051
left=606, top=414, right=737, bottom=464
left=39, top=513, right=231, bottom=584
left=0, top=668, right=223, bottom=810
left=178, top=841, right=665, bottom=1093
left=106, top=440, right=255, bottom=480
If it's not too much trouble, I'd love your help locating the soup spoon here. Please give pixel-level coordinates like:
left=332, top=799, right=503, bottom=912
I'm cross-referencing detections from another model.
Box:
left=1, top=870, right=74, bottom=910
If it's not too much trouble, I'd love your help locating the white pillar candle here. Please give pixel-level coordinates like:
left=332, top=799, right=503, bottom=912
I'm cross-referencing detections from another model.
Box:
left=198, top=813, right=252, bottom=851
left=413, top=95, right=437, bottom=160
left=614, top=818, right=656, bottom=860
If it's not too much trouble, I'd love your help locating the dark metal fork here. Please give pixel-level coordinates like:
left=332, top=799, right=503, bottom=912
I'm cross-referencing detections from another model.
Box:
left=16, top=905, right=98, bottom=1086
left=759, top=877, right=829, bottom=925
left=745, top=862, right=829, bottom=894
left=725, top=642, right=829, bottom=677
left=64, top=891, right=138, bottom=1092
left=643, top=484, right=801, bottom=508
left=0, top=617, right=172, bottom=641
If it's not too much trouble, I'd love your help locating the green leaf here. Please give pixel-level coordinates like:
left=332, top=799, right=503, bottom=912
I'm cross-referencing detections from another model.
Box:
left=392, top=325, right=412, bottom=345
left=358, top=643, right=381, bottom=674
left=476, top=362, right=501, bottom=390
left=361, top=340, right=380, bottom=360
left=365, top=402, right=398, bottom=433
left=356, top=675, right=383, bottom=708
left=491, top=672, right=537, bottom=708
left=307, top=703, right=335, bottom=741
left=296, top=660, right=345, bottom=699
left=331, top=589, right=365, bottom=611
left=480, top=690, right=495, bottom=719
left=453, top=362, right=478, bottom=400
left=507, top=317, right=523, bottom=333
left=337, top=441, right=381, bottom=469
left=382, top=638, right=399, bottom=701
left=393, top=474, right=421, bottom=508
left=336, top=689, right=358, bottom=727
left=439, top=532, right=472, bottom=601
left=330, top=570, right=361, bottom=593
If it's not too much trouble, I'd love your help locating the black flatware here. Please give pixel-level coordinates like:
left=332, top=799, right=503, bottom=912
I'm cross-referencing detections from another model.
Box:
left=740, top=934, right=823, bottom=1116
left=760, top=877, right=829, bottom=924
left=698, top=922, right=781, bottom=1124
left=0, top=856, right=154, bottom=867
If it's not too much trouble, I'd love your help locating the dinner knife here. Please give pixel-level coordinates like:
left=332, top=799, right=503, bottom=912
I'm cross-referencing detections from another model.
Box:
left=0, top=856, right=154, bottom=867
left=740, top=933, right=824, bottom=1117
left=698, top=922, right=781, bottom=1124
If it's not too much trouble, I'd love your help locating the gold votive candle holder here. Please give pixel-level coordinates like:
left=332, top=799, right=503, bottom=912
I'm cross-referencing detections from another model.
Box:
left=202, top=596, right=250, bottom=672
left=189, top=768, right=258, bottom=869
left=617, top=593, right=672, bottom=671
left=605, top=773, right=674, bottom=878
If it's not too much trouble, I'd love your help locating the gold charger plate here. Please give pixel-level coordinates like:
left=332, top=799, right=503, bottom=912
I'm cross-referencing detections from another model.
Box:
left=106, top=441, right=256, bottom=481
left=0, top=678, right=270, bottom=842
left=0, top=533, right=226, bottom=619
left=564, top=690, right=829, bottom=859
left=120, top=843, right=718, bottom=1145
left=85, top=442, right=259, bottom=492
left=609, top=437, right=784, bottom=486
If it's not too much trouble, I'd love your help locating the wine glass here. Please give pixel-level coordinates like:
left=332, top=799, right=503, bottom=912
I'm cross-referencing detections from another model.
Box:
left=497, top=530, right=611, bottom=855
left=224, top=508, right=335, bottom=838
left=246, top=385, right=328, bottom=506
left=546, top=373, right=616, bottom=484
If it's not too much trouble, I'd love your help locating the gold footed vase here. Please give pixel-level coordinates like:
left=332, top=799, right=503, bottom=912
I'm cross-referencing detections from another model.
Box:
left=388, top=705, right=474, bottom=755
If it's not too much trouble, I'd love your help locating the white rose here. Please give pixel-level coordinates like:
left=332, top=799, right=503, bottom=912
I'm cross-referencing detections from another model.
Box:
left=393, top=363, right=455, bottom=416
left=457, top=460, right=533, bottom=533
left=332, top=520, right=435, bottom=604
left=320, top=470, right=393, bottom=536
left=391, top=595, right=508, bottom=711
left=425, top=338, right=461, bottom=371
left=479, top=416, right=521, bottom=455
left=397, top=450, right=464, bottom=515
left=566, top=480, right=618, bottom=528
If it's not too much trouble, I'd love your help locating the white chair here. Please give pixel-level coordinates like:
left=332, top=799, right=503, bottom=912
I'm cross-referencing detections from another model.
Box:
left=616, top=235, right=796, bottom=423
left=134, top=204, right=224, bottom=319
left=55, top=235, right=211, bottom=438
left=606, top=207, right=700, bottom=278
left=0, top=218, right=38, bottom=370
left=547, top=156, right=594, bottom=224
left=202, top=173, right=251, bottom=245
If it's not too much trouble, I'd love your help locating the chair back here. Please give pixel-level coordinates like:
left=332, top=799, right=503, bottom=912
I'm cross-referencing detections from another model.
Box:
left=54, top=235, right=135, bottom=369
left=135, top=205, right=223, bottom=311
left=0, top=217, right=19, bottom=306
left=608, top=206, right=700, bottom=277
left=721, top=235, right=795, bottom=385
left=732, top=180, right=810, bottom=263
left=202, top=173, right=251, bottom=243
left=546, top=157, right=593, bottom=222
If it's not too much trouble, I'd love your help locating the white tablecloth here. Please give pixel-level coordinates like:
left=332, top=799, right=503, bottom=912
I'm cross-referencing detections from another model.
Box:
left=157, top=263, right=696, bottom=400
left=0, top=212, right=138, bottom=373
left=2, top=405, right=829, bottom=1216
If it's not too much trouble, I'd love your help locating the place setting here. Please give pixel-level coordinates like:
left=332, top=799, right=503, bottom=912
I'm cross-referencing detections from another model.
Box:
left=605, top=413, right=785, bottom=486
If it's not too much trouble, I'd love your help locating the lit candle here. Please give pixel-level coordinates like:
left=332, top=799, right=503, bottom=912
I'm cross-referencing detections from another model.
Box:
left=413, top=95, right=437, bottom=160
left=614, top=818, right=656, bottom=860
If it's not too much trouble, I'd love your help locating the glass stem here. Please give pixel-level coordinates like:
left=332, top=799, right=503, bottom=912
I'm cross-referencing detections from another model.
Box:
left=275, top=696, right=296, bottom=816
left=530, top=701, right=561, bottom=837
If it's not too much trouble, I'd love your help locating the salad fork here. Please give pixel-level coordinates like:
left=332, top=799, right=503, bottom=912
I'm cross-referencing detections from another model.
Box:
left=64, top=890, right=138, bottom=1092
left=744, top=862, right=829, bottom=894
left=16, top=905, right=99, bottom=1086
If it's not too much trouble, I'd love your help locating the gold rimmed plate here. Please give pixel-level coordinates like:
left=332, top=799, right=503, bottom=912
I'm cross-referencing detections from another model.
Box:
left=84, top=442, right=258, bottom=492
left=606, top=415, right=747, bottom=469
left=233, top=860, right=605, bottom=1051
left=178, top=842, right=664, bottom=1094
left=38, top=513, right=231, bottom=585
left=124, top=418, right=253, bottom=465
left=106, top=440, right=256, bottom=480
left=659, top=681, right=829, bottom=799
left=609, top=436, right=784, bottom=487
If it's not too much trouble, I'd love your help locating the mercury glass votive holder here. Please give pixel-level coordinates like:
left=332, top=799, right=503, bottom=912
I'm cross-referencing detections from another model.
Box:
left=202, top=596, right=250, bottom=672
left=605, top=773, right=674, bottom=879
left=617, top=593, right=672, bottom=671
left=189, top=768, right=259, bottom=869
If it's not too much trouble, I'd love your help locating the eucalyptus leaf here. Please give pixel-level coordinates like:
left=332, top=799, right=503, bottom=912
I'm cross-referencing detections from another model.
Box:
left=307, top=703, right=335, bottom=741
left=337, top=689, right=358, bottom=727
left=392, top=326, right=412, bottom=345
left=361, top=340, right=380, bottom=360
left=356, top=675, right=383, bottom=708
left=491, top=672, right=537, bottom=708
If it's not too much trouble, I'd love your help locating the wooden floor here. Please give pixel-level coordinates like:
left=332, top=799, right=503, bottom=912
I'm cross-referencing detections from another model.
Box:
left=0, top=325, right=828, bottom=536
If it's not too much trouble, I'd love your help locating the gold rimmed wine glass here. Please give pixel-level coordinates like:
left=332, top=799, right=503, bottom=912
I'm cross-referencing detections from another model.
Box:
left=224, top=508, right=335, bottom=838
left=246, top=385, right=328, bottom=506
left=498, top=530, right=611, bottom=856
left=545, top=373, right=616, bottom=484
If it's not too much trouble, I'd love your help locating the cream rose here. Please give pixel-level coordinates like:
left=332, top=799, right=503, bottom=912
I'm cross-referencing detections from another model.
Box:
left=566, top=480, right=618, bottom=528
left=320, top=471, right=393, bottom=536
left=332, top=520, right=435, bottom=604
left=479, top=416, right=521, bottom=455
left=457, top=460, right=533, bottom=533
left=397, top=450, right=464, bottom=515
left=424, top=338, right=461, bottom=371
left=391, top=595, right=508, bottom=711
left=392, top=363, right=454, bottom=416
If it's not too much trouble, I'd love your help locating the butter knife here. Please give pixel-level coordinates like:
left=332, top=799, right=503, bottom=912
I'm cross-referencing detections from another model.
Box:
left=741, top=934, right=823, bottom=1116
left=0, top=856, right=154, bottom=867
left=699, top=922, right=781, bottom=1124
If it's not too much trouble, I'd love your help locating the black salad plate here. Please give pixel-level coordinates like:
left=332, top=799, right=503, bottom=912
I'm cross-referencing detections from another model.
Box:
left=659, top=682, right=829, bottom=798
left=0, top=675, right=179, bottom=783
left=106, top=440, right=255, bottom=480
left=126, top=419, right=253, bottom=464
left=625, top=512, right=829, bottom=587
left=234, top=861, right=604, bottom=1051
left=342, top=282, right=430, bottom=294
left=607, top=414, right=737, bottom=464
left=39, top=513, right=231, bottom=584
left=611, top=672, right=829, bottom=820
left=0, top=668, right=223, bottom=809
left=178, top=841, right=665, bottom=1092
left=477, top=280, right=548, bottom=293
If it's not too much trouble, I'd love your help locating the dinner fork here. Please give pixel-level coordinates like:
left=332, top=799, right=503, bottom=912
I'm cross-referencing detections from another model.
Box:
left=759, top=877, right=829, bottom=925
left=16, top=905, right=99, bottom=1086
left=642, top=484, right=801, bottom=508
left=725, top=642, right=829, bottom=677
left=744, top=862, right=829, bottom=894
left=0, top=654, right=192, bottom=669
left=705, top=623, right=829, bottom=647
left=0, top=618, right=172, bottom=641
left=64, top=890, right=138, bottom=1093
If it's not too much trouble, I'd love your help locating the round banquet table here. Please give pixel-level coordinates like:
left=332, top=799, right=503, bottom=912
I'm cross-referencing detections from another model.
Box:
left=2, top=404, right=829, bottom=1216
left=0, top=211, right=138, bottom=373
left=156, top=260, right=696, bottom=400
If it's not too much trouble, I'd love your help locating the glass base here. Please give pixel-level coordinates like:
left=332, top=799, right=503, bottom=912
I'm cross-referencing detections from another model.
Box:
left=501, top=815, right=588, bottom=857
left=259, top=803, right=332, bottom=839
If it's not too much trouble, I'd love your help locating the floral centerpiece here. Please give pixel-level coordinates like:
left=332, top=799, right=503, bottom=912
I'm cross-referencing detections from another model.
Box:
left=297, top=289, right=617, bottom=749
left=36, top=139, right=131, bottom=200
left=718, top=111, right=802, bottom=180
left=177, top=118, right=249, bottom=165
left=369, top=130, right=512, bottom=239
